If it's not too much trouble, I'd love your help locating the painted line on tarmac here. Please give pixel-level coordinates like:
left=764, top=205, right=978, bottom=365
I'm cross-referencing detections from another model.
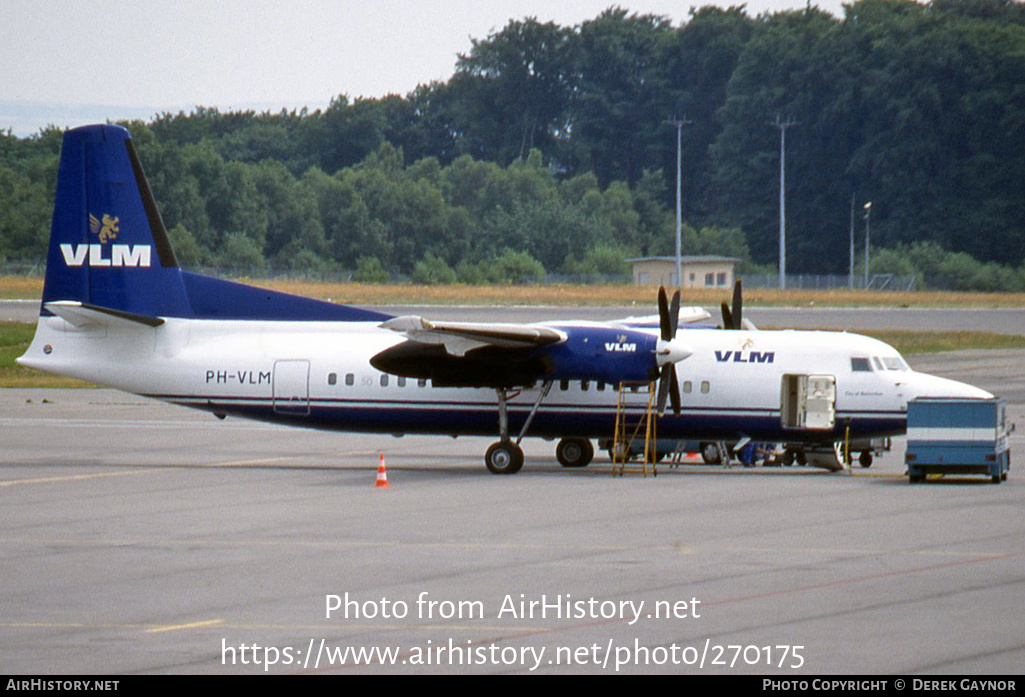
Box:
left=0, top=468, right=172, bottom=487
left=146, top=619, right=225, bottom=634
left=0, top=535, right=675, bottom=554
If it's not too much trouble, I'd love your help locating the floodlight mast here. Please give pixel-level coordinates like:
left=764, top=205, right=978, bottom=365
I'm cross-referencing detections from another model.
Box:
left=849, top=194, right=856, bottom=290
left=863, top=201, right=873, bottom=289
left=774, top=115, right=798, bottom=290
left=664, top=116, right=690, bottom=289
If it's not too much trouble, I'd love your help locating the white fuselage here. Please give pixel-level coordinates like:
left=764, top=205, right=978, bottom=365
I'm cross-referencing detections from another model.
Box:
left=19, top=314, right=991, bottom=445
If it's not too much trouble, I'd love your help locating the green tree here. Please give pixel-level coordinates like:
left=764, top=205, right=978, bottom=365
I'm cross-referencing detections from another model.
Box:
left=412, top=253, right=458, bottom=284
left=571, top=8, right=676, bottom=186
left=488, top=249, right=546, bottom=284
left=452, top=18, right=575, bottom=164
left=220, top=231, right=267, bottom=271
left=354, top=256, right=390, bottom=283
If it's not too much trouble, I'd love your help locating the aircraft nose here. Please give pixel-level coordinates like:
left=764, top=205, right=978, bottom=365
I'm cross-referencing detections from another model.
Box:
left=902, top=373, right=993, bottom=402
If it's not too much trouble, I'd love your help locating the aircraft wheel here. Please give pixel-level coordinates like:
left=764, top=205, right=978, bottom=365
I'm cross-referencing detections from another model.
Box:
left=700, top=442, right=721, bottom=465
left=556, top=438, right=593, bottom=468
left=859, top=451, right=873, bottom=468
left=607, top=442, right=631, bottom=462
left=485, top=441, right=524, bottom=475
left=795, top=449, right=807, bottom=466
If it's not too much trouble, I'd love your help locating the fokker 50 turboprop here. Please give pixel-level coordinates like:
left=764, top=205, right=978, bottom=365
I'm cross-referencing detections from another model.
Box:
left=18, top=124, right=992, bottom=474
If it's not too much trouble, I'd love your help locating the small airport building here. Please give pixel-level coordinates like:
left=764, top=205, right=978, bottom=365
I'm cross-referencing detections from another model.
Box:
left=627, top=256, right=741, bottom=289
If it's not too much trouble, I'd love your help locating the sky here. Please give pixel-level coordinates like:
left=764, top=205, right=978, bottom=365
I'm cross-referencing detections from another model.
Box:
left=2, top=0, right=848, bottom=137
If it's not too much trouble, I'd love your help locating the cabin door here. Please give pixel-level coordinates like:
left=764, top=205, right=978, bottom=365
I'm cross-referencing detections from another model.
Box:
left=781, top=374, right=836, bottom=430
left=273, top=359, right=310, bottom=416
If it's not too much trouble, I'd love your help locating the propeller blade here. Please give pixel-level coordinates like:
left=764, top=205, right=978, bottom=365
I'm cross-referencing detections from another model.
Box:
left=657, top=286, right=671, bottom=341
left=669, top=289, right=681, bottom=337
left=669, top=365, right=681, bottom=416
left=720, top=279, right=743, bottom=329
left=657, top=286, right=685, bottom=417
left=731, top=279, right=743, bottom=330
left=720, top=301, right=733, bottom=330
left=656, top=364, right=671, bottom=416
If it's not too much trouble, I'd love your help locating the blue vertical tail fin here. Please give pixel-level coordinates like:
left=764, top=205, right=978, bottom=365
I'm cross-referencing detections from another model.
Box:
left=41, top=124, right=192, bottom=318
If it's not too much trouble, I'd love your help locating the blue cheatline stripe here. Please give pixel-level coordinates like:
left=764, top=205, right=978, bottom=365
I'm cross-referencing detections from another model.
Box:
left=148, top=393, right=905, bottom=441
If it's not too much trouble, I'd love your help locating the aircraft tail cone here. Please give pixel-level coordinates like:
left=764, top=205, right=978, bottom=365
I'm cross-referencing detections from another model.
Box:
left=375, top=454, right=391, bottom=488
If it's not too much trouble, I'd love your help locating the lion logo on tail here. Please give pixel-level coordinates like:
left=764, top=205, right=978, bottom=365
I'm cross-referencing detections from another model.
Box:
left=88, top=214, right=120, bottom=243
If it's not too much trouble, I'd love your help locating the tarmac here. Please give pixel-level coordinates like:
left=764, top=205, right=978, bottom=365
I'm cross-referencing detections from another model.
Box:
left=1, top=308, right=1023, bottom=674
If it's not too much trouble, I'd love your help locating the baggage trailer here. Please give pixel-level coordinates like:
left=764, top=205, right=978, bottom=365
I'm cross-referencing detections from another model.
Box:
left=905, top=397, right=1012, bottom=484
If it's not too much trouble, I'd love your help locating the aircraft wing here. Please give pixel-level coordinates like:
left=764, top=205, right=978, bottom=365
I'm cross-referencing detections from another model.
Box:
left=611, top=306, right=711, bottom=329
left=374, top=306, right=687, bottom=390
left=380, top=315, right=565, bottom=357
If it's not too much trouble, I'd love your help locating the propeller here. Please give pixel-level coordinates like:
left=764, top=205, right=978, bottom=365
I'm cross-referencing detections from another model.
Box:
left=720, top=279, right=743, bottom=330
left=655, top=286, right=689, bottom=417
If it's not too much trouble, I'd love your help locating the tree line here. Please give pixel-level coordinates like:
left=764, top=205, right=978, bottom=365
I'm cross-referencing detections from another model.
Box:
left=2, top=0, right=1024, bottom=289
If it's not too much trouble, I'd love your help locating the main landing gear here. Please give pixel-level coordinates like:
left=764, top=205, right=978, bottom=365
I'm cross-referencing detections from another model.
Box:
left=485, top=436, right=596, bottom=473
left=485, top=382, right=552, bottom=475
left=482, top=383, right=597, bottom=474
left=556, top=437, right=594, bottom=468
left=485, top=440, right=524, bottom=474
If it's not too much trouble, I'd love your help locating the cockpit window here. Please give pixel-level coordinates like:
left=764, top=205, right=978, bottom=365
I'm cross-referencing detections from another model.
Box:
left=881, top=356, right=908, bottom=371
left=851, top=357, right=872, bottom=372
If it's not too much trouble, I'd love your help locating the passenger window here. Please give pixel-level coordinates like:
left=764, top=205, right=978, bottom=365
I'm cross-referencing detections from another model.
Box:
left=380, top=374, right=389, bottom=387
left=851, top=357, right=872, bottom=372
left=345, top=373, right=355, bottom=386
left=581, top=380, right=589, bottom=391
left=328, top=372, right=337, bottom=385
left=683, top=381, right=692, bottom=394
left=560, top=380, right=569, bottom=391
left=398, top=376, right=406, bottom=387
left=597, top=381, right=605, bottom=392
left=418, top=378, right=427, bottom=387
left=700, top=381, right=710, bottom=394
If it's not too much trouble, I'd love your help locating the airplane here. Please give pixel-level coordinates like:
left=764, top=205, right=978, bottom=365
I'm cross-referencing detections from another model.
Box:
left=17, top=124, right=993, bottom=475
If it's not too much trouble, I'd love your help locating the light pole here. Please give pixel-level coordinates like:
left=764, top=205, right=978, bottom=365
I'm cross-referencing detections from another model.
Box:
left=774, top=116, right=798, bottom=289
left=849, top=194, right=855, bottom=290
left=863, top=201, right=872, bottom=290
left=664, top=116, right=690, bottom=289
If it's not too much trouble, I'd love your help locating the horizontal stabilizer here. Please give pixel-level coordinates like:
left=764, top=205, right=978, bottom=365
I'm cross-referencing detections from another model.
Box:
left=44, top=301, right=164, bottom=329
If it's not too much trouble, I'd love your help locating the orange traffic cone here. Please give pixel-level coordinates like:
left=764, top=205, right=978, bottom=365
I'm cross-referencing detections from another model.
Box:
left=375, top=453, right=391, bottom=488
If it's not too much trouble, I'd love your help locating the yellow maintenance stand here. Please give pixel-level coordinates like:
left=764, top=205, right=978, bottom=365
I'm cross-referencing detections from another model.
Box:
left=611, top=380, right=659, bottom=477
